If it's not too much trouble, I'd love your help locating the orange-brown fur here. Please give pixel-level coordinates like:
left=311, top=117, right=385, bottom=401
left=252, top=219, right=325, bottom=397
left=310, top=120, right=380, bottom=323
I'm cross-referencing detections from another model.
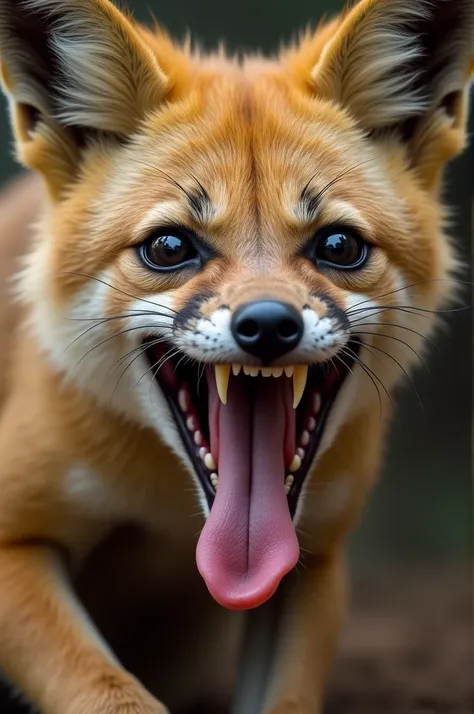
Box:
left=0, top=0, right=472, bottom=712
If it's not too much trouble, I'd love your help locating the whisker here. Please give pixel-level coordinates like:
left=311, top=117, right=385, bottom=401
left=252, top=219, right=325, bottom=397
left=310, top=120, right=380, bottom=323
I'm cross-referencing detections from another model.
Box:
left=350, top=321, right=439, bottom=351
left=65, top=318, right=172, bottom=353
left=354, top=330, right=428, bottom=368
left=345, top=278, right=473, bottom=314
left=56, top=271, right=178, bottom=313
left=357, top=341, right=425, bottom=420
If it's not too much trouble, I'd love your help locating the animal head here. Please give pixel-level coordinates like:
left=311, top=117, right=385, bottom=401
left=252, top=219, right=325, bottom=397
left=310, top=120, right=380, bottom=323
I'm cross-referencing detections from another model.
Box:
left=1, top=0, right=472, bottom=609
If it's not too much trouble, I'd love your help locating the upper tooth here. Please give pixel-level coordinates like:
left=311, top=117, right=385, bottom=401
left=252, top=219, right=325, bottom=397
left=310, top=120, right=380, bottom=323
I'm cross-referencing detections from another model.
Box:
left=313, top=393, right=322, bottom=414
left=232, top=364, right=242, bottom=376
left=284, top=366, right=294, bottom=378
left=272, top=367, right=284, bottom=378
left=243, top=366, right=252, bottom=375
left=215, top=365, right=231, bottom=404
left=178, top=389, right=188, bottom=412
left=261, top=367, right=272, bottom=377
left=249, top=367, right=259, bottom=377
left=292, top=365, right=308, bottom=409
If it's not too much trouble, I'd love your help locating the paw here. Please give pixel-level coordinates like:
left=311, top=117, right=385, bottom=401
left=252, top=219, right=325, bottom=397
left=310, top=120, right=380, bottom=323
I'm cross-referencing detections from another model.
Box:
left=68, top=670, right=170, bottom=714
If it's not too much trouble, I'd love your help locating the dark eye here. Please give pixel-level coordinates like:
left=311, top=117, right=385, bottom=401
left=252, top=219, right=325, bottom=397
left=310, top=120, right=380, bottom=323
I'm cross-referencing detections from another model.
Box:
left=140, top=230, right=198, bottom=270
left=314, top=228, right=368, bottom=269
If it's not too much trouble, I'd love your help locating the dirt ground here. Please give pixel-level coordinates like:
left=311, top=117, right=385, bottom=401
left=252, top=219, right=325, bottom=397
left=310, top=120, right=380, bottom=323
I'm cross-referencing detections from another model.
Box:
left=1, top=565, right=472, bottom=713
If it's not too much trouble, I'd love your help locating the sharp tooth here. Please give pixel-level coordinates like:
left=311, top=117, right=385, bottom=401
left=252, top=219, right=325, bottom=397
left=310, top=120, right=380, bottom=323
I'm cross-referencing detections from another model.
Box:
left=261, top=367, right=272, bottom=377
left=249, top=367, right=259, bottom=377
left=194, top=430, right=203, bottom=445
left=300, top=430, right=310, bottom=446
left=204, top=453, right=217, bottom=471
left=284, top=366, right=294, bottom=378
left=297, top=447, right=305, bottom=459
left=289, top=454, right=301, bottom=472
left=210, top=473, right=219, bottom=489
left=186, top=416, right=196, bottom=431
left=292, top=365, right=308, bottom=409
left=199, top=447, right=208, bottom=461
left=232, top=364, right=242, bottom=376
left=284, top=475, right=294, bottom=495
left=215, top=365, right=231, bottom=405
left=272, top=367, right=284, bottom=378
left=307, top=416, right=316, bottom=431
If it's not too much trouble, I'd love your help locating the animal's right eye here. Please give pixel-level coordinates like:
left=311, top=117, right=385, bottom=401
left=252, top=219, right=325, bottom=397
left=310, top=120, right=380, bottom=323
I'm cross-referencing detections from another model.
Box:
left=140, top=230, right=199, bottom=271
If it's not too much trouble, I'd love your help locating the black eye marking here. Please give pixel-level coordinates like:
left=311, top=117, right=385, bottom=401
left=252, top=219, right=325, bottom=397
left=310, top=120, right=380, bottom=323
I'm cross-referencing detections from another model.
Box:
left=174, top=291, right=216, bottom=331
left=309, top=293, right=350, bottom=332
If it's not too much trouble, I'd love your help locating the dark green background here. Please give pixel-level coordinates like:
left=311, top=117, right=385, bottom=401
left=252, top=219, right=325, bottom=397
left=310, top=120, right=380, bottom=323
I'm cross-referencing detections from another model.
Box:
left=0, top=0, right=472, bottom=565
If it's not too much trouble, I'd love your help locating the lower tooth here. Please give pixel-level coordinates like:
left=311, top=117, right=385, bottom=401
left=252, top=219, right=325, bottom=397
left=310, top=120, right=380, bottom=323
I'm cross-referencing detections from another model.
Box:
left=307, top=417, right=316, bottom=431
left=284, top=474, right=294, bottom=495
left=300, top=430, right=310, bottom=446
left=297, top=447, right=305, bottom=460
left=199, top=447, right=208, bottom=460
left=194, top=431, right=203, bottom=445
left=289, top=454, right=301, bottom=472
left=186, top=416, right=196, bottom=431
left=210, top=473, right=219, bottom=489
left=204, top=453, right=217, bottom=471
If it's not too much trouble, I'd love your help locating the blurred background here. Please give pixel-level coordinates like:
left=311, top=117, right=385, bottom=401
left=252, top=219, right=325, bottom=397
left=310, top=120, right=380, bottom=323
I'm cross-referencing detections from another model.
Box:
left=0, top=1, right=472, bottom=711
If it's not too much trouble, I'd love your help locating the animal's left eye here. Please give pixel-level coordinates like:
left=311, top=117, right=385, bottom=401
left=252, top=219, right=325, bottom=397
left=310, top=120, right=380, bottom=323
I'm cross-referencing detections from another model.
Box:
left=313, top=228, right=369, bottom=269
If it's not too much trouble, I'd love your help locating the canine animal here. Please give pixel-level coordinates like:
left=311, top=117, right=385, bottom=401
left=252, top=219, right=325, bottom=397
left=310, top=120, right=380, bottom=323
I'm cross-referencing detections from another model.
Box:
left=0, top=0, right=472, bottom=712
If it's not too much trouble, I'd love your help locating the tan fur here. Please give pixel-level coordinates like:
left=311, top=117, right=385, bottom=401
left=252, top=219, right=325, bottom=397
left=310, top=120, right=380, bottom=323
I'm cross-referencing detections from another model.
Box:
left=0, top=0, right=472, bottom=712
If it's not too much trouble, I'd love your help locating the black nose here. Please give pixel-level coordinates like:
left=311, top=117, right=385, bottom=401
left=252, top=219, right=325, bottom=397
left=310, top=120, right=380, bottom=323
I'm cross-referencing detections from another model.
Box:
left=231, top=300, right=303, bottom=363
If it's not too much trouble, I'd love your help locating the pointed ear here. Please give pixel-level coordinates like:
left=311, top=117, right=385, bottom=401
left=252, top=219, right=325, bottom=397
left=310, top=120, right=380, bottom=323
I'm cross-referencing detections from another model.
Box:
left=0, top=0, right=168, bottom=194
left=311, top=0, right=474, bottom=189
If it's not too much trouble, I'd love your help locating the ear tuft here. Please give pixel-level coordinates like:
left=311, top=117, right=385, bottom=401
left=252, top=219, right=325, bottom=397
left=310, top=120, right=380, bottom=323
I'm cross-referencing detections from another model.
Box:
left=0, top=0, right=168, bottom=137
left=312, top=0, right=474, bottom=132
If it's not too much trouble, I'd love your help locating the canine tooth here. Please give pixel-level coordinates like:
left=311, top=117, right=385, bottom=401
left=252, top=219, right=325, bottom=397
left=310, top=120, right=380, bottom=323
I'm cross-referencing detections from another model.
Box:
left=284, top=366, right=294, bottom=378
left=194, top=430, right=203, bottom=445
left=284, top=475, right=294, bottom=495
left=300, top=430, right=310, bottom=446
left=289, top=454, right=301, bottom=472
left=199, top=447, right=208, bottom=461
left=186, top=416, right=196, bottom=431
left=232, top=364, right=242, bottom=376
left=249, top=367, right=259, bottom=377
left=210, top=473, right=219, bottom=489
left=272, top=367, right=284, bottom=378
left=313, top=393, right=322, bottom=414
left=307, top=416, right=316, bottom=431
left=292, top=365, right=308, bottom=409
left=297, top=447, right=305, bottom=460
left=178, top=389, right=188, bottom=412
left=215, top=364, right=231, bottom=405
left=261, top=367, right=272, bottom=377
left=204, top=453, right=217, bottom=471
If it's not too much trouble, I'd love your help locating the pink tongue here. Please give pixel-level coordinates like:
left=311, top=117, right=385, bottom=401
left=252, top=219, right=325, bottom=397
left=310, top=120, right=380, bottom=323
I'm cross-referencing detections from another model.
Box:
left=196, top=376, right=299, bottom=610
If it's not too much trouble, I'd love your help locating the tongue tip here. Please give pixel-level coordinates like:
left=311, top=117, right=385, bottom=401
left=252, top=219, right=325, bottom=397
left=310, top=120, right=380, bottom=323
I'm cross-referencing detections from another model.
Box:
left=196, top=543, right=300, bottom=611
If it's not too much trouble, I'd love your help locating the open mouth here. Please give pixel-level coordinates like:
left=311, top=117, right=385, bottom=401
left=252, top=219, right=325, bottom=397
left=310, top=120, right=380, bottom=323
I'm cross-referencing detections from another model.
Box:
left=144, top=340, right=357, bottom=610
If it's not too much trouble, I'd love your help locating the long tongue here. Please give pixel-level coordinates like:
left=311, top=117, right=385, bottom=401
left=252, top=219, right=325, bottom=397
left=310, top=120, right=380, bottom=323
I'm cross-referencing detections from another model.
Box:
left=196, top=376, right=299, bottom=610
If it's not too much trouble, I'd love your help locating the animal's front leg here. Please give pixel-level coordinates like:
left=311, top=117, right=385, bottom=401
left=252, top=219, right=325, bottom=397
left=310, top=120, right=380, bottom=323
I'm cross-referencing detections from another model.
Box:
left=262, top=552, right=346, bottom=714
left=0, top=543, right=170, bottom=714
